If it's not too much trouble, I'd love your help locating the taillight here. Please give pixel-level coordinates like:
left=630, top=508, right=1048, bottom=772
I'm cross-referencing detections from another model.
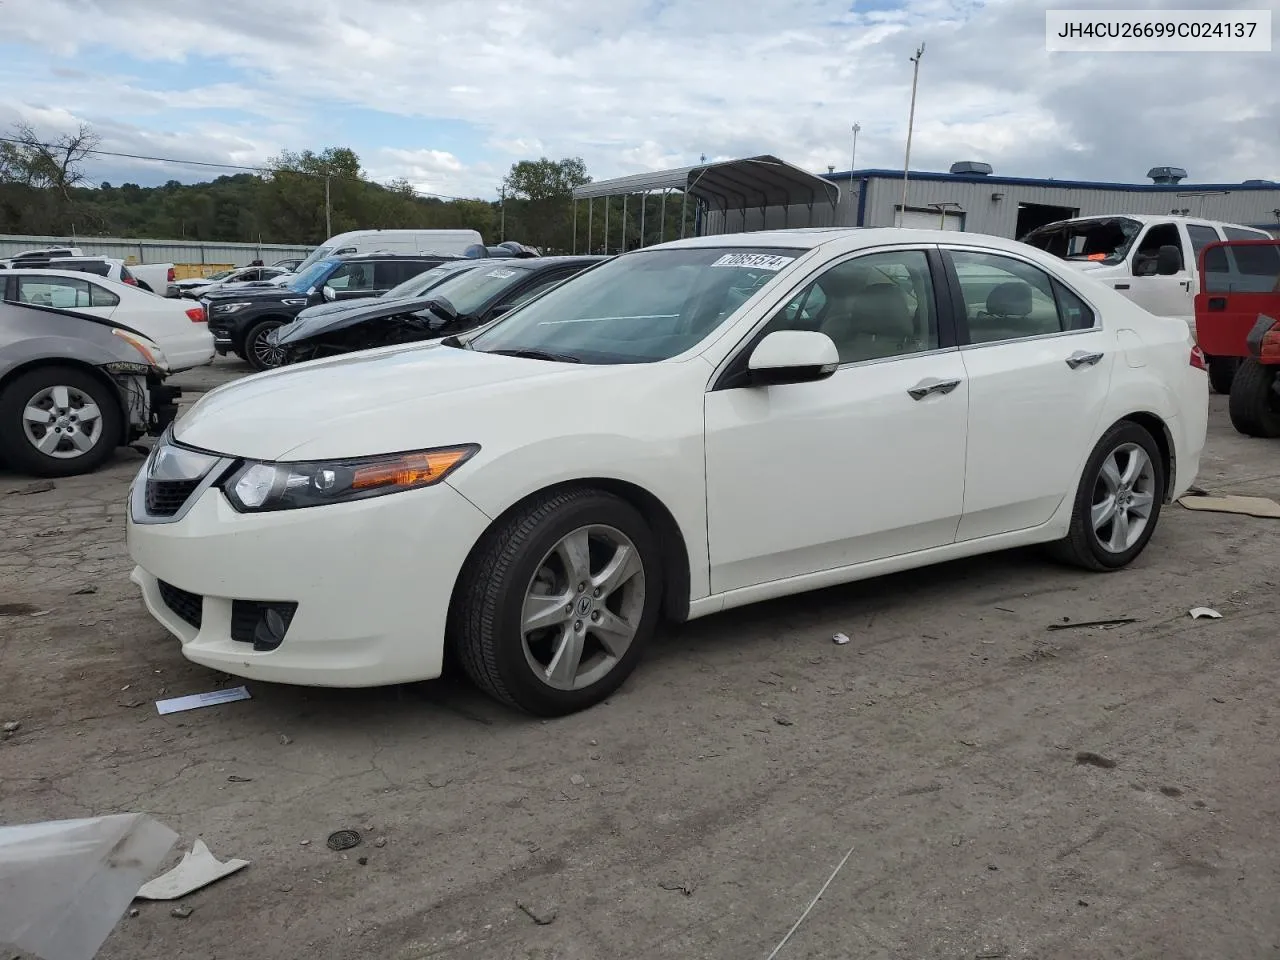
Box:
left=123, top=275, right=138, bottom=286
left=1189, top=345, right=1207, bottom=370
left=185, top=305, right=207, bottom=323
left=167, top=267, right=176, bottom=282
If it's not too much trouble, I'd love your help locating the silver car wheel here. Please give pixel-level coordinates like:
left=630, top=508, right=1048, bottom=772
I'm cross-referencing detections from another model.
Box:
left=521, top=524, right=646, bottom=691
left=1091, top=442, right=1156, bottom=554
left=21, top=384, right=105, bottom=460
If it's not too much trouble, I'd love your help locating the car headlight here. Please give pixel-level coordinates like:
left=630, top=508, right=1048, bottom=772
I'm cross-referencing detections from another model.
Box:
left=211, top=301, right=251, bottom=314
left=110, top=329, right=171, bottom=374
left=280, top=298, right=307, bottom=307
left=221, top=445, right=479, bottom=512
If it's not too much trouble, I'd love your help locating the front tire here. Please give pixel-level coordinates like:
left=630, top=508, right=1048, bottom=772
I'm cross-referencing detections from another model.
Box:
left=1049, top=421, right=1165, bottom=571
left=243, top=320, right=286, bottom=372
left=450, top=488, right=663, bottom=716
left=1227, top=358, right=1280, bottom=438
left=0, top=366, right=122, bottom=477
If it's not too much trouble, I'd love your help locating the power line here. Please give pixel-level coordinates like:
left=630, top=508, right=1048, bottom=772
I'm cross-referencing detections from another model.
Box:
left=0, top=134, right=475, bottom=202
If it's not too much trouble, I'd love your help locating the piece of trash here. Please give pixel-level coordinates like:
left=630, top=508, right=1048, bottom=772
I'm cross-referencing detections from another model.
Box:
left=135, top=838, right=249, bottom=900
left=326, top=830, right=362, bottom=852
left=169, top=905, right=192, bottom=919
left=1178, top=493, right=1280, bottom=519
left=155, top=686, right=251, bottom=715
left=659, top=880, right=696, bottom=895
left=1074, top=751, right=1117, bottom=770
left=1077, top=899, right=1089, bottom=907
left=832, top=633, right=851, bottom=645
left=10, top=479, right=56, bottom=496
left=773, top=716, right=794, bottom=727
left=2, top=722, right=19, bottom=733
left=1047, top=618, right=1140, bottom=631
left=279, top=734, right=293, bottom=745
left=764, top=843, right=856, bottom=960
left=299, top=840, right=311, bottom=846
left=0, top=813, right=177, bottom=960
left=72, top=585, right=98, bottom=596
left=357, top=856, right=368, bottom=866
left=516, top=901, right=557, bottom=925
left=1213, top=697, right=1227, bottom=704
left=227, top=776, right=252, bottom=783
left=127, top=908, right=140, bottom=918
left=374, top=837, right=387, bottom=848
left=589, top=738, right=599, bottom=746
left=569, top=774, right=585, bottom=786
left=1189, top=607, right=1222, bottom=620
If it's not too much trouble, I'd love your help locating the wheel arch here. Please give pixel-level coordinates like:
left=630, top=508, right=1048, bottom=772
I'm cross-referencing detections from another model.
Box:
left=448, top=478, right=693, bottom=627
left=0, top=358, right=131, bottom=445
left=1110, top=411, right=1176, bottom=503
left=237, top=313, right=293, bottom=350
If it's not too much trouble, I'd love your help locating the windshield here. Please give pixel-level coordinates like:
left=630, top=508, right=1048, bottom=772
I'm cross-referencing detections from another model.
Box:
left=428, top=263, right=537, bottom=316
left=287, top=258, right=340, bottom=294
left=384, top=262, right=476, bottom=300
left=291, top=245, right=335, bottom=276
left=469, top=247, right=802, bottom=363
left=1021, top=218, right=1142, bottom=265
left=206, top=269, right=234, bottom=281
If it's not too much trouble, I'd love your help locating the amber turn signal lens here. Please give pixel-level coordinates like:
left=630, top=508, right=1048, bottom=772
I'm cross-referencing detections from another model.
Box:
left=349, top=448, right=474, bottom=491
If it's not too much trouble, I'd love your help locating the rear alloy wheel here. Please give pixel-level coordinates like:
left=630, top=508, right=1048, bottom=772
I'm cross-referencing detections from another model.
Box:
left=452, top=488, right=662, bottom=715
left=1049, top=421, right=1164, bottom=571
left=1207, top=355, right=1239, bottom=395
left=0, top=366, right=121, bottom=477
left=243, top=320, right=286, bottom=372
left=1227, top=358, right=1280, bottom=438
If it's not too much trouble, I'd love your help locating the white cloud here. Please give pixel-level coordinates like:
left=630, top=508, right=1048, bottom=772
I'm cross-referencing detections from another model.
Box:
left=1, top=0, right=1278, bottom=200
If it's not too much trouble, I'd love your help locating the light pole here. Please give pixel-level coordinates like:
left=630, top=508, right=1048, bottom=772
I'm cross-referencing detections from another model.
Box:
left=899, top=43, right=925, bottom=227
left=848, top=122, right=860, bottom=223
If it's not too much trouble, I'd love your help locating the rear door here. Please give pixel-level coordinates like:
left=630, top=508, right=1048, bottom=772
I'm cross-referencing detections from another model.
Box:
left=944, top=246, right=1116, bottom=541
left=1195, top=240, right=1280, bottom=359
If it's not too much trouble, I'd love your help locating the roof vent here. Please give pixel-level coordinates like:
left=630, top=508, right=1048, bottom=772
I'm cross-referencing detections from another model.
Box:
left=1147, top=166, right=1187, bottom=184
left=1243, top=179, right=1276, bottom=185
left=950, top=161, right=992, bottom=176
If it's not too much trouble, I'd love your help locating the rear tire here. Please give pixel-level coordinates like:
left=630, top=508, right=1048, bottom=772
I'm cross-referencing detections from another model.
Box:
left=450, top=488, right=662, bottom=716
left=1227, top=358, right=1280, bottom=438
left=1048, top=421, right=1165, bottom=572
left=0, top=366, right=122, bottom=477
left=1207, top=355, right=1239, bottom=395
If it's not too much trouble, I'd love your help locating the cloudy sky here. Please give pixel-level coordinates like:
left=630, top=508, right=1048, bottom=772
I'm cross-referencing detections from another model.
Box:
left=1, top=0, right=1276, bottom=199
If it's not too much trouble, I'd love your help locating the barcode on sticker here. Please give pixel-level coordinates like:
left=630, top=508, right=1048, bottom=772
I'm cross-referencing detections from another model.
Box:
left=709, top=253, right=796, bottom=271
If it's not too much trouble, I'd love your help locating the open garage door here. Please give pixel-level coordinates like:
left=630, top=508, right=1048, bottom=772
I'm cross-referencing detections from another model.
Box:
left=896, top=207, right=964, bottom=230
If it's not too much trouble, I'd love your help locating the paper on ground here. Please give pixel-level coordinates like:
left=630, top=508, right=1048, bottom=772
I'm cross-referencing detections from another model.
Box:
left=156, top=685, right=251, bottom=715
left=135, top=838, right=249, bottom=900
left=0, top=813, right=177, bottom=960
left=1190, top=607, right=1223, bottom=619
left=1179, top=494, right=1280, bottom=519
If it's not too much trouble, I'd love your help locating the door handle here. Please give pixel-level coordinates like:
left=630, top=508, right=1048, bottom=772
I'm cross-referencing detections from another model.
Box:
left=1179, top=280, right=1191, bottom=290
left=1113, top=283, right=1130, bottom=290
left=907, top=377, right=961, bottom=400
left=1065, top=350, right=1104, bottom=369
left=1208, top=297, right=1227, bottom=311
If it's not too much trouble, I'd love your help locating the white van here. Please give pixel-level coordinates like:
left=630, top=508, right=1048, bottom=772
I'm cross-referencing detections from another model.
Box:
left=289, top=229, right=483, bottom=277
left=1020, top=214, right=1272, bottom=334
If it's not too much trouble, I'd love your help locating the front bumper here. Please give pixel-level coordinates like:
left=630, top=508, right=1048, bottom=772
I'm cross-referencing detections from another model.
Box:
left=127, top=472, right=492, bottom=686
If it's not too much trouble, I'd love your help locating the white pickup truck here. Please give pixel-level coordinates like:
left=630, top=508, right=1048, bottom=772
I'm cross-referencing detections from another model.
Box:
left=1, top=249, right=176, bottom=296
left=1021, top=214, right=1272, bottom=388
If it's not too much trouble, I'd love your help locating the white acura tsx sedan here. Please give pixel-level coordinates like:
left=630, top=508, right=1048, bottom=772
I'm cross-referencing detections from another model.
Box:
left=126, top=227, right=1208, bottom=715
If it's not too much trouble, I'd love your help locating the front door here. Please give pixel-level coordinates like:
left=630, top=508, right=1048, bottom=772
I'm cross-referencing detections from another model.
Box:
left=944, top=247, right=1116, bottom=541
left=1124, top=221, right=1194, bottom=327
left=704, top=247, right=969, bottom=594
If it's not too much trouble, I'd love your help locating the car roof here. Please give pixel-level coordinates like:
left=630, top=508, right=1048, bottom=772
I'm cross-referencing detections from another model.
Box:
left=1047, top=214, right=1264, bottom=230
left=336, top=252, right=459, bottom=262
left=3, top=268, right=137, bottom=291
left=651, top=228, right=1048, bottom=257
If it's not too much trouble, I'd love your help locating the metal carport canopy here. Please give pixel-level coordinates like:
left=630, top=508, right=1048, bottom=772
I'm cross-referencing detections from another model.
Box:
left=572, top=154, right=840, bottom=212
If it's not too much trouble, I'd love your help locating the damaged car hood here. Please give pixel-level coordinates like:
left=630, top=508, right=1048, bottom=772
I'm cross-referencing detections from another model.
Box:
left=274, top=296, right=438, bottom=346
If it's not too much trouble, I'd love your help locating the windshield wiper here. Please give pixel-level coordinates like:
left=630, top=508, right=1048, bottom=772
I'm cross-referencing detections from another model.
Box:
left=486, top=348, right=581, bottom=363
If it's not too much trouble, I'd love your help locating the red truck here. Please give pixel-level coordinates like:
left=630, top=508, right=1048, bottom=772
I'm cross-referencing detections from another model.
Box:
left=1194, top=239, right=1280, bottom=437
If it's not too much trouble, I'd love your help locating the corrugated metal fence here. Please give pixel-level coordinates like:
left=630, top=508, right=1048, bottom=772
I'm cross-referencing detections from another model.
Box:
left=0, top=234, right=314, bottom=266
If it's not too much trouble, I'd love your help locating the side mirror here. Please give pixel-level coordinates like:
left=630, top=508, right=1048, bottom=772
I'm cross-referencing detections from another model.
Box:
left=746, top=330, right=839, bottom=386
left=322, top=285, right=336, bottom=302
left=1156, top=244, right=1183, bottom=275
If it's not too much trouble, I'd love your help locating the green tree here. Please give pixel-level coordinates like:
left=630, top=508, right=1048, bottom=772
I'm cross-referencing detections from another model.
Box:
left=501, top=157, right=591, bottom=250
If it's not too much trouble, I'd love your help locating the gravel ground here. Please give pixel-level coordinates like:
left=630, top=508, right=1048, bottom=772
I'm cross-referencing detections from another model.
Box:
left=3, top=357, right=1279, bottom=960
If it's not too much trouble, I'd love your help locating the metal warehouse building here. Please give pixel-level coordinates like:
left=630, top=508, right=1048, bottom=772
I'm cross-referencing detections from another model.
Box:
left=573, top=157, right=1280, bottom=248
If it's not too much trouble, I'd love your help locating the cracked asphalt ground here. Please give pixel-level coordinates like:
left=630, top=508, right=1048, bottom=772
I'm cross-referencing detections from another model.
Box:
left=3, top=357, right=1280, bottom=960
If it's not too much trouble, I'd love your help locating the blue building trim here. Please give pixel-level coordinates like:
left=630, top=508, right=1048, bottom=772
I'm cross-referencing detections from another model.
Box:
left=823, top=168, right=1280, bottom=194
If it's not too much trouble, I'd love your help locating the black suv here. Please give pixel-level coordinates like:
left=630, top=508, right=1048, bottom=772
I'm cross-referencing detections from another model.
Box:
left=203, top=252, right=453, bottom=370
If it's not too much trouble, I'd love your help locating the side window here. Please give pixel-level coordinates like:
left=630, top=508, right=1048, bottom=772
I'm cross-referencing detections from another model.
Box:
left=762, top=250, right=938, bottom=364
left=1224, top=227, right=1270, bottom=241
left=15, top=276, right=92, bottom=309
left=1132, top=223, right=1184, bottom=275
left=950, top=250, right=1067, bottom=344
left=1222, top=243, right=1280, bottom=292
left=503, top=271, right=571, bottom=309
left=325, top=262, right=375, bottom=292
left=1051, top=279, right=1095, bottom=330
left=89, top=283, right=120, bottom=307
left=1186, top=225, right=1222, bottom=259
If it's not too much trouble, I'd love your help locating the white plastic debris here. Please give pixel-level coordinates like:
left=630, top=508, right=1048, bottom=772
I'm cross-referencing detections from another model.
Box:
left=155, top=685, right=251, bottom=715
left=0, top=813, right=177, bottom=960
left=135, top=838, right=249, bottom=900
left=1189, top=607, right=1223, bottom=620
left=832, top=633, right=851, bottom=645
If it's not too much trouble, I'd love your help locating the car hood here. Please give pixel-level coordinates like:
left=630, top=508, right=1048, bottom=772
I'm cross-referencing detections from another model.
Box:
left=204, top=285, right=297, bottom=303
left=276, top=296, right=435, bottom=345
left=173, top=342, right=630, bottom=460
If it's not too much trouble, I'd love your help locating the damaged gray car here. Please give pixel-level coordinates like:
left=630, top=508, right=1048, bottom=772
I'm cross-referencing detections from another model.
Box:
left=0, top=300, right=180, bottom=477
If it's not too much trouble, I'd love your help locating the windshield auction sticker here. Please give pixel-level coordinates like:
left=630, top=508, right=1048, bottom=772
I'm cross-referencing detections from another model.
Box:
left=709, top=253, right=796, bottom=271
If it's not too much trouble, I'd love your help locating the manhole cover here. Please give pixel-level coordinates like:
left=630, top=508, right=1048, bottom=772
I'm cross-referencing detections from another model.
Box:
left=327, top=830, right=362, bottom=851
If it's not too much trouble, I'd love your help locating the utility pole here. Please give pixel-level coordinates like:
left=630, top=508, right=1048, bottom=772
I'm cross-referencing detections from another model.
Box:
left=849, top=122, right=861, bottom=223
left=899, top=43, right=925, bottom=227
left=324, top=175, right=332, bottom=238
left=500, top=185, right=506, bottom=241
